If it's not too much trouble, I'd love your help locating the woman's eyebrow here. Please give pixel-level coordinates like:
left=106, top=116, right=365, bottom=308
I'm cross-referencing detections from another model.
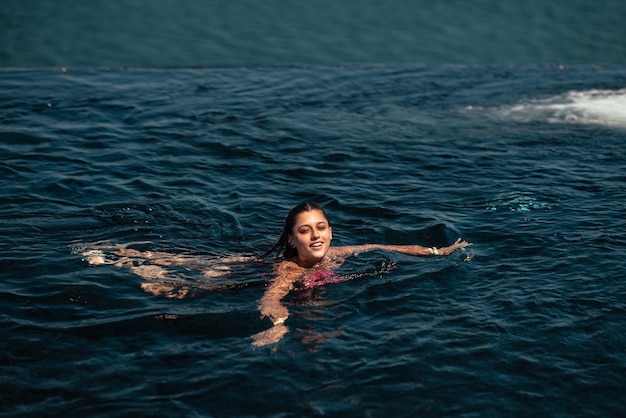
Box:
left=297, top=221, right=327, bottom=229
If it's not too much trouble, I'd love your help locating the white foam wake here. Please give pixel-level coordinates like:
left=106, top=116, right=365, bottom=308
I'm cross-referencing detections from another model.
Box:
left=499, top=88, right=626, bottom=129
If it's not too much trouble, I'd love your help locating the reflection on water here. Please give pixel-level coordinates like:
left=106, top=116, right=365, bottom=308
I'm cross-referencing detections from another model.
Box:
left=486, top=191, right=554, bottom=212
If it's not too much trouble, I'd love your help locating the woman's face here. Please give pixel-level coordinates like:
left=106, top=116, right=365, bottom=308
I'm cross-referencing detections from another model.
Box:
left=289, top=209, right=332, bottom=267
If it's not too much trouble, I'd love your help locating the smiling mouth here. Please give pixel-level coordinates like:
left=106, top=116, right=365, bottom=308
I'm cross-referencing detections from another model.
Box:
left=310, top=242, right=324, bottom=249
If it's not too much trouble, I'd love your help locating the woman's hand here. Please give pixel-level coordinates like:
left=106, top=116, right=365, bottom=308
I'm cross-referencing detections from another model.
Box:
left=253, top=291, right=290, bottom=347
left=260, top=302, right=289, bottom=326
left=252, top=323, right=288, bottom=347
left=436, top=238, right=471, bottom=256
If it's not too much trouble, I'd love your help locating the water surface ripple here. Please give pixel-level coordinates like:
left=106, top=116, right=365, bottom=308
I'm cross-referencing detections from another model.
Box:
left=1, top=65, right=625, bottom=417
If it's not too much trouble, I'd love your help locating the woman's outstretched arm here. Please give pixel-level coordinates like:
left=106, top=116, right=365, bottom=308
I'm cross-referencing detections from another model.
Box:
left=257, top=263, right=296, bottom=325
left=251, top=261, right=302, bottom=347
left=330, top=238, right=471, bottom=258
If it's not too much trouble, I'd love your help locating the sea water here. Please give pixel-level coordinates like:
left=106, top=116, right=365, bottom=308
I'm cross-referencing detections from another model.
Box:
left=1, top=65, right=625, bottom=416
left=2, top=0, right=626, bottom=67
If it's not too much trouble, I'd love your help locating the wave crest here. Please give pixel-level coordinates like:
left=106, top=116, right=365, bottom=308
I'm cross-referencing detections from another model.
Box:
left=499, top=88, right=626, bottom=129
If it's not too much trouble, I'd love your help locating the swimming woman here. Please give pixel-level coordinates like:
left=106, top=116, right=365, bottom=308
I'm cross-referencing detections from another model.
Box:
left=78, top=202, right=471, bottom=346
left=250, top=202, right=471, bottom=346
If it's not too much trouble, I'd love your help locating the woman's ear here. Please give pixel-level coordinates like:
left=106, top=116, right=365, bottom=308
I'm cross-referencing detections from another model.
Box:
left=329, top=226, right=333, bottom=241
left=287, top=234, right=294, bottom=247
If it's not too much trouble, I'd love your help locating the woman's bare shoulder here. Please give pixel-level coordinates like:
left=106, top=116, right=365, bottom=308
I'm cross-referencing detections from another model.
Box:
left=270, top=260, right=306, bottom=289
left=274, top=259, right=303, bottom=274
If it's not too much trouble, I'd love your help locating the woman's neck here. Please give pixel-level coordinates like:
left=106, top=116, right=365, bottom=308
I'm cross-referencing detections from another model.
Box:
left=292, top=256, right=326, bottom=269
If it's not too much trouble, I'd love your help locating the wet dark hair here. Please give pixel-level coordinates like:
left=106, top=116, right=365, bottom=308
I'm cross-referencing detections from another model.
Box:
left=260, top=202, right=330, bottom=260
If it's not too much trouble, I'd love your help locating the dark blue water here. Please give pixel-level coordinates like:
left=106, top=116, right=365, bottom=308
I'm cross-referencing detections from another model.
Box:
left=1, top=65, right=626, bottom=417
left=2, top=0, right=626, bottom=67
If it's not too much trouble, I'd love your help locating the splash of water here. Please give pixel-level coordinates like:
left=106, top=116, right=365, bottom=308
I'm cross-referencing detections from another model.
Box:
left=486, top=191, right=552, bottom=212
left=499, top=88, right=626, bottom=128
